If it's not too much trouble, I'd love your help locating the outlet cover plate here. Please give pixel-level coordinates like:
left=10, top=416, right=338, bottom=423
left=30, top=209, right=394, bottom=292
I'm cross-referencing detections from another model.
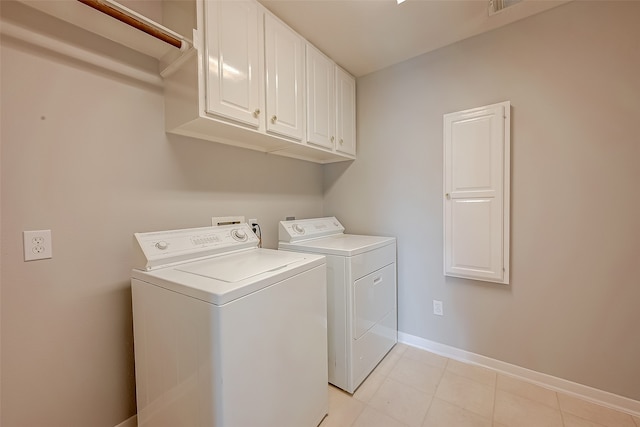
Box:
left=433, top=300, right=444, bottom=316
left=23, top=229, right=52, bottom=261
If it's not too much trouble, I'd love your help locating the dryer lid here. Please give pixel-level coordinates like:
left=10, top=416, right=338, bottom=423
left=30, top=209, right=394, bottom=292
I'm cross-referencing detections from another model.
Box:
left=280, top=233, right=395, bottom=256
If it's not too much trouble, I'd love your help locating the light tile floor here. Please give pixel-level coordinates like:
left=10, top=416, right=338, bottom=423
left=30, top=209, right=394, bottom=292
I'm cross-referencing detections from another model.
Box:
left=319, top=344, right=640, bottom=427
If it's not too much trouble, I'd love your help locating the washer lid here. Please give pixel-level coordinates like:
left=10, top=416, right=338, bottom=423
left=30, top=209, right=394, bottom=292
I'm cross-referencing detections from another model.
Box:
left=132, top=248, right=326, bottom=305
left=176, top=249, right=308, bottom=282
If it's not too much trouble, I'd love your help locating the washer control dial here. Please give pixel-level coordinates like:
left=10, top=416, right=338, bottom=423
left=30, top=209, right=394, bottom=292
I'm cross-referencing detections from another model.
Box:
left=231, top=229, right=248, bottom=242
left=292, top=224, right=305, bottom=235
left=155, top=241, right=169, bottom=250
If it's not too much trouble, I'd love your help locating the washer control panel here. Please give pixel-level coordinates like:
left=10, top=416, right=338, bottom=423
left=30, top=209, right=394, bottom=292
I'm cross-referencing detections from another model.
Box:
left=133, top=223, right=258, bottom=270
left=279, top=216, right=345, bottom=243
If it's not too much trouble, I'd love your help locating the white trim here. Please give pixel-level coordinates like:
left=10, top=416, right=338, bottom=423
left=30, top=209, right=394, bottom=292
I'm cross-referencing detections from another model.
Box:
left=398, top=332, right=640, bottom=417
left=114, top=415, right=137, bottom=427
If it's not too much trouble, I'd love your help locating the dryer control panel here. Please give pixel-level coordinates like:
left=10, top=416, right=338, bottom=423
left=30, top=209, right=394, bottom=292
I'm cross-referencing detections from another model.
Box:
left=279, top=216, right=345, bottom=243
left=133, top=223, right=258, bottom=271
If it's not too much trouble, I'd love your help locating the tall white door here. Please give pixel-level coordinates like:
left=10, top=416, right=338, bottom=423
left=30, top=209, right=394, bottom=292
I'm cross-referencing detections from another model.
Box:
left=204, top=1, right=262, bottom=128
left=264, top=14, right=305, bottom=140
left=443, top=101, right=510, bottom=284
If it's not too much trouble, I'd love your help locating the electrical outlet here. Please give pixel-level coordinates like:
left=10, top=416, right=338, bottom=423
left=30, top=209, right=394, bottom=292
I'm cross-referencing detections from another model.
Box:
left=433, top=300, right=444, bottom=316
left=248, top=218, right=262, bottom=241
left=23, top=229, right=53, bottom=261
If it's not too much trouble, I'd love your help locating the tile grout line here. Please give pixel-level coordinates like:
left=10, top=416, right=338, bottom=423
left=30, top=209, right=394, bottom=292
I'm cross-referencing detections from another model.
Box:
left=418, top=356, right=448, bottom=427
left=556, top=390, right=567, bottom=427
left=492, top=373, right=498, bottom=426
left=439, top=358, right=498, bottom=423
left=368, top=349, right=445, bottom=427
left=352, top=348, right=401, bottom=427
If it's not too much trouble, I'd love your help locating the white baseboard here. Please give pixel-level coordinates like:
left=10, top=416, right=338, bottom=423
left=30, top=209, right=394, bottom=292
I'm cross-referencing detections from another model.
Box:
left=114, top=415, right=137, bottom=427
left=398, top=332, right=640, bottom=417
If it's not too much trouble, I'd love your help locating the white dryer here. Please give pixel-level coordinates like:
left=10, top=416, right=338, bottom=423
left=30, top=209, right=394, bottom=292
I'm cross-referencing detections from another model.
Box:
left=131, top=223, right=328, bottom=427
left=279, top=217, right=397, bottom=393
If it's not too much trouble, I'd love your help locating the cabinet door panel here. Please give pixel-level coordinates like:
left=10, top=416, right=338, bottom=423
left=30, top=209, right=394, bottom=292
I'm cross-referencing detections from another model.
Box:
left=336, top=67, right=356, bottom=156
left=265, top=14, right=304, bottom=140
left=306, top=45, right=335, bottom=149
left=204, top=1, right=261, bottom=127
left=449, top=198, right=501, bottom=277
left=443, top=102, right=510, bottom=284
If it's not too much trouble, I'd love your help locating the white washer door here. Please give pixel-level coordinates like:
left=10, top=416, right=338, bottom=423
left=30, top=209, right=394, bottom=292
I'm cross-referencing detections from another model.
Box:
left=353, top=264, right=396, bottom=340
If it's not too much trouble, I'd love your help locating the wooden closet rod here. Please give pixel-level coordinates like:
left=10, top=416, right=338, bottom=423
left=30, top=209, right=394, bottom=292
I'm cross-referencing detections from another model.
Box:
left=78, top=0, right=183, bottom=49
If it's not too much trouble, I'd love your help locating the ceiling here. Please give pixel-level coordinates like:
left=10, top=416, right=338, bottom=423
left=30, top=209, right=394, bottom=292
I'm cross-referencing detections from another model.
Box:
left=8, top=0, right=571, bottom=78
left=259, top=0, right=571, bottom=77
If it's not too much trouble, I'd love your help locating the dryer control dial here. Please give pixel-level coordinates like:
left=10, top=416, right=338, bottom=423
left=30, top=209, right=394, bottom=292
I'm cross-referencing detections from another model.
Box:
left=231, top=229, right=248, bottom=242
left=292, top=224, right=305, bottom=235
left=155, top=241, right=169, bottom=250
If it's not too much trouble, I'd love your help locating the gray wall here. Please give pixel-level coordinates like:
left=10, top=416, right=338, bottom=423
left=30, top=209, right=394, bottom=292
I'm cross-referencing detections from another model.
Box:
left=0, top=4, right=323, bottom=426
left=325, top=0, right=640, bottom=401
left=2, top=1, right=640, bottom=426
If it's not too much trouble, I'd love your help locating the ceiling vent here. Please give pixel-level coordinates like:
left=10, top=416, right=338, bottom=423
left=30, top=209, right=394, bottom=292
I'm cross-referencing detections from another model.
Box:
left=489, top=0, right=525, bottom=15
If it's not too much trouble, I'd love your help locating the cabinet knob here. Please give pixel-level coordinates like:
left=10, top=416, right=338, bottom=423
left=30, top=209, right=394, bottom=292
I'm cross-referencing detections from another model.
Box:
left=445, top=193, right=451, bottom=199
left=253, top=109, right=261, bottom=118
left=331, top=136, right=335, bottom=143
left=271, top=115, right=277, bottom=123
left=339, top=138, right=344, bottom=145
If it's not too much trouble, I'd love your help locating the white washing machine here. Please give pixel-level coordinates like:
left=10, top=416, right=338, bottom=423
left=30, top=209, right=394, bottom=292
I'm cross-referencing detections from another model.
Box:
left=279, top=217, right=397, bottom=393
left=131, top=223, right=328, bottom=427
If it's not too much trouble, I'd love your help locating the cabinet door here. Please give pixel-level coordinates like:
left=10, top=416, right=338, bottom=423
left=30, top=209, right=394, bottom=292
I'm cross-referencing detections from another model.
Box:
left=204, top=1, right=261, bottom=127
left=443, top=101, right=510, bottom=284
left=335, top=67, right=356, bottom=156
left=264, top=14, right=305, bottom=140
left=306, top=44, right=335, bottom=149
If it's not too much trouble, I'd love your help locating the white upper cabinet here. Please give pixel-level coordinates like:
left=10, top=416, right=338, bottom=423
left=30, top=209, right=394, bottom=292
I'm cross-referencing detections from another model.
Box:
left=306, top=44, right=336, bottom=150
left=264, top=14, right=305, bottom=141
left=443, top=101, right=510, bottom=284
left=204, top=1, right=262, bottom=128
left=306, top=44, right=357, bottom=157
left=163, top=0, right=355, bottom=164
left=335, top=67, right=356, bottom=156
